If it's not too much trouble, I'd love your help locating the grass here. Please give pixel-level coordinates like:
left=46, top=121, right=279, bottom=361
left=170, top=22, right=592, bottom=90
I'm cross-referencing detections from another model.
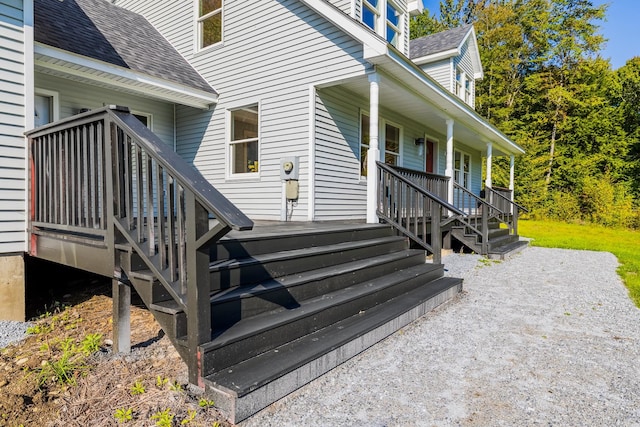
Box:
left=518, top=220, right=640, bottom=307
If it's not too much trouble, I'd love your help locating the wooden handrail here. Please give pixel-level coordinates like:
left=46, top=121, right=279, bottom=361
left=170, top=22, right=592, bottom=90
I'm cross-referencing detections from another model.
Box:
left=376, top=162, right=463, bottom=264
left=27, top=105, right=253, bottom=384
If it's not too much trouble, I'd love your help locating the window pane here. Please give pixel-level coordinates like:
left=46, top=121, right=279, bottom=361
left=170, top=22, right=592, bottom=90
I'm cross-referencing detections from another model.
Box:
left=362, top=8, right=376, bottom=30
left=386, top=26, right=398, bottom=45
left=386, top=3, right=399, bottom=27
left=385, top=123, right=399, bottom=154
left=360, top=114, right=370, bottom=176
left=360, top=146, right=369, bottom=176
left=384, top=152, right=398, bottom=165
left=200, top=0, right=221, bottom=17
left=202, top=13, right=222, bottom=47
left=232, top=107, right=258, bottom=141
left=232, top=140, right=259, bottom=174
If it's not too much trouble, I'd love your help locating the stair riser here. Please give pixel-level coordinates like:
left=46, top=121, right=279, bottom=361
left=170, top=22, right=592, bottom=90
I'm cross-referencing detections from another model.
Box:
left=211, top=253, right=431, bottom=329
left=202, top=268, right=443, bottom=376
left=209, top=239, right=408, bottom=291
left=211, top=226, right=393, bottom=261
left=488, top=235, right=519, bottom=251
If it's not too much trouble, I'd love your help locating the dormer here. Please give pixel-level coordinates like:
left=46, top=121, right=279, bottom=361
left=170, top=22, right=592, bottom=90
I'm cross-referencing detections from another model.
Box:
left=326, top=0, right=424, bottom=56
left=409, top=25, right=483, bottom=108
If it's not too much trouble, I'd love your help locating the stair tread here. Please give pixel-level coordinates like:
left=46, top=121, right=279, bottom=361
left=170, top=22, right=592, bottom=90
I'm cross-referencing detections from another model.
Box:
left=199, top=262, right=443, bottom=352
left=489, top=239, right=528, bottom=255
left=209, top=235, right=406, bottom=271
left=151, top=249, right=428, bottom=315
left=204, top=276, right=462, bottom=397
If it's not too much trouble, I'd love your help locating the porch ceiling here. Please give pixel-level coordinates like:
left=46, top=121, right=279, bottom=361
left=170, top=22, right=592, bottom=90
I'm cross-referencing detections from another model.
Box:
left=35, top=44, right=218, bottom=110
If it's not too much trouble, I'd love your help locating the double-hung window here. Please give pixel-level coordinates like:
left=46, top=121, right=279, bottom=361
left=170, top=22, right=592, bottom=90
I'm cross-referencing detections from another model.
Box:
left=454, top=149, right=471, bottom=188
left=384, top=122, right=400, bottom=166
left=198, top=0, right=222, bottom=49
left=386, top=2, right=401, bottom=47
left=230, top=105, right=259, bottom=175
left=360, top=113, right=370, bottom=177
left=362, top=0, right=380, bottom=32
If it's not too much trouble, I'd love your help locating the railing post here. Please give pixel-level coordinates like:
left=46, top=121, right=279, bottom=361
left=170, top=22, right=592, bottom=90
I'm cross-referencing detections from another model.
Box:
left=431, top=203, right=441, bottom=264
left=481, top=203, right=489, bottom=255
left=185, top=191, right=212, bottom=387
left=513, top=205, right=519, bottom=235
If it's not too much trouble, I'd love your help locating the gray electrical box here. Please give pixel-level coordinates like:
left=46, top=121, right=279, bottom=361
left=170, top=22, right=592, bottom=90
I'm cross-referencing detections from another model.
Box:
left=280, top=157, right=299, bottom=180
left=285, top=180, right=299, bottom=200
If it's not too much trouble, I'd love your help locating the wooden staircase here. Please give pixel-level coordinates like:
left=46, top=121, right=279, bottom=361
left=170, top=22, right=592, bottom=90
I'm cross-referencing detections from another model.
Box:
left=450, top=219, right=529, bottom=259
left=121, top=222, right=461, bottom=423
left=26, top=107, right=463, bottom=424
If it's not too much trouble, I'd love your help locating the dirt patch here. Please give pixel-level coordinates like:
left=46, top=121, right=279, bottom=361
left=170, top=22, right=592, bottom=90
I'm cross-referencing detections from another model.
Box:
left=0, top=281, right=232, bottom=426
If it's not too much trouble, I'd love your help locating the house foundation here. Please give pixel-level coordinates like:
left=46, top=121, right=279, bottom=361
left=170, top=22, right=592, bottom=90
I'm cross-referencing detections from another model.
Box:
left=0, top=254, right=26, bottom=321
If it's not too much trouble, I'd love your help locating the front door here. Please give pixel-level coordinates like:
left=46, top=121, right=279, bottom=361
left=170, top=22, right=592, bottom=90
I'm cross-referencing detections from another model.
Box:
left=425, top=140, right=434, bottom=173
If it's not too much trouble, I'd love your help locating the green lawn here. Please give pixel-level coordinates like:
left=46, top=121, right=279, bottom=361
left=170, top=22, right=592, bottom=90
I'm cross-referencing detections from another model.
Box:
left=518, top=220, right=640, bottom=307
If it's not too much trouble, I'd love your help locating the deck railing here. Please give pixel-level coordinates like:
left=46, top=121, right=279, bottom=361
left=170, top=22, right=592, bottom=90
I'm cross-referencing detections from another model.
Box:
left=485, top=186, right=528, bottom=235
left=376, top=162, right=464, bottom=264
left=27, top=105, right=253, bottom=383
left=386, top=165, right=449, bottom=201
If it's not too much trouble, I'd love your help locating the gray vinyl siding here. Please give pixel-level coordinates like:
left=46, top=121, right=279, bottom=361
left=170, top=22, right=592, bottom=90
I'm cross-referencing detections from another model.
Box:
left=118, top=0, right=371, bottom=221
left=454, top=40, right=475, bottom=107
left=314, top=86, right=442, bottom=220
left=419, top=59, right=452, bottom=91
left=34, top=73, right=176, bottom=146
left=0, top=0, right=26, bottom=253
left=328, top=0, right=352, bottom=14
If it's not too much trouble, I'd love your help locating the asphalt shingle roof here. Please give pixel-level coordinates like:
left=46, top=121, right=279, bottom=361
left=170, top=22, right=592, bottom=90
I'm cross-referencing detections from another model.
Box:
left=409, top=24, right=473, bottom=60
left=34, top=0, right=216, bottom=95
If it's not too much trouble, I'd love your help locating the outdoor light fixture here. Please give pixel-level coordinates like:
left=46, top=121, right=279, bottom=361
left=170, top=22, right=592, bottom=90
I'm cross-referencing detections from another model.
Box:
left=415, top=137, right=425, bottom=156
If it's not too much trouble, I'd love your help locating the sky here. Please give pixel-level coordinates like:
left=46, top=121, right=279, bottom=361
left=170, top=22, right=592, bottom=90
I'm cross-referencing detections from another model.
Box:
left=421, top=0, right=640, bottom=70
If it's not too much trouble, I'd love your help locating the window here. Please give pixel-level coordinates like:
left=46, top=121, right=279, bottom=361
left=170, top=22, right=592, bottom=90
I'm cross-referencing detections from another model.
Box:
left=384, top=122, right=400, bottom=166
left=465, top=79, right=472, bottom=104
left=454, top=149, right=471, bottom=188
left=455, top=67, right=464, bottom=99
left=362, top=0, right=379, bottom=31
left=133, top=112, right=152, bottom=129
left=360, top=113, right=370, bottom=177
left=386, top=1, right=401, bottom=47
left=34, top=89, right=59, bottom=127
left=198, top=0, right=222, bottom=49
left=230, top=105, right=259, bottom=175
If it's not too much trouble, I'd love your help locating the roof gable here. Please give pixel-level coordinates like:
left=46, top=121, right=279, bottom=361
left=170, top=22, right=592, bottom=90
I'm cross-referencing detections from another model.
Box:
left=409, top=25, right=483, bottom=79
left=34, top=0, right=216, bottom=96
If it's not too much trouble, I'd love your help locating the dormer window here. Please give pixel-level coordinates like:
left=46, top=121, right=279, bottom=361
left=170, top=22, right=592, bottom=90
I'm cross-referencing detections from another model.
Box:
left=198, top=0, right=222, bottom=49
left=361, top=0, right=403, bottom=49
left=455, top=67, right=465, bottom=100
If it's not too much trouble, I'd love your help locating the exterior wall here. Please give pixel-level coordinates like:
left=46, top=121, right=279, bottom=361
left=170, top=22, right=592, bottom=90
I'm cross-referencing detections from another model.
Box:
left=115, top=0, right=371, bottom=221
left=0, top=0, right=27, bottom=254
left=328, top=0, right=352, bottom=15
left=34, top=73, right=176, bottom=146
left=419, top=59, right=452, bottom=91
left=314, top=86, right=444, bottom=220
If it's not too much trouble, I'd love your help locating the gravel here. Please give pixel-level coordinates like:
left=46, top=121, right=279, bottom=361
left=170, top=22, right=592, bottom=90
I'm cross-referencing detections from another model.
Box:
left=242, top=247, right=640, bottom=426
left=0, top=321, right=31, bottom=349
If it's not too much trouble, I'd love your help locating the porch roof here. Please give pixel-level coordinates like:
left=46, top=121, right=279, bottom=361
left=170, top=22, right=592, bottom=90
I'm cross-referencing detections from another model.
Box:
left=34, top=0, right=218, bottom=109
left=299, top=0, right=523, bottom=157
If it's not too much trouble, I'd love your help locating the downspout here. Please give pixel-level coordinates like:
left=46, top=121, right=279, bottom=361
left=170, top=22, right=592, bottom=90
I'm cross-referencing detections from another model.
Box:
left=24, top=0, right=35, bottom=253
left=307, top=85, right=316, bottom=221
left=173, top=104, right=177, bottom=151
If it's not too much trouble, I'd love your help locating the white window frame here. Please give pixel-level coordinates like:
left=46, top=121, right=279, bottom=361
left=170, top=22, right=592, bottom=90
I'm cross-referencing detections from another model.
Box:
left=131, top=111, right=153, bottom=130
left=454, top=148, right=471, bottom=189
left=362, top=0, right=380, bottom=32
left=382, top=119, right=402, bottom=167
left=385, top=0, right=402, bottom=49
left=196, top=0, right=223, bottom=52
left=227, top=103, right=260, bottom=179
left=34, top=88, right=59, bottom=124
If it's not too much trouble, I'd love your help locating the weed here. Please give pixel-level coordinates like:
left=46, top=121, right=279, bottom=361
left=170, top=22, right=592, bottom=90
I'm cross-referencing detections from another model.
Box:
left=198, top=398, right=215, bottom=409
left=169, top=380, right=183, bottom=392
left=130, top=380, right=146, bottom=396
left=150, top=408, right=174, bottom=427
left=34, top=338, right=89, bottom=386
left=114, top=407, right=133, bottom=423
left=180, top=409, right=197, bottom=425
left=80, top=333, right=102, bottom=355
left=155, top=375, right=169, bottom=389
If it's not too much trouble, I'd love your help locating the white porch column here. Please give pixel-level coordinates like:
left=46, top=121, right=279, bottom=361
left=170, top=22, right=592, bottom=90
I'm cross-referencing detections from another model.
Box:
left=366, top=74, right=380, bottom=223
left=509, top=154, right=515, bottom=201
left=485, top=142, right=493, bottom=189
left=445, top=119, right=454, bottom=205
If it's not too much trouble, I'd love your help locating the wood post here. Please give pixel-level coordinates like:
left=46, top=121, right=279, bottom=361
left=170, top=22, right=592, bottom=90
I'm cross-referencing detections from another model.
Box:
left=112, top=278, right=131, bottom=354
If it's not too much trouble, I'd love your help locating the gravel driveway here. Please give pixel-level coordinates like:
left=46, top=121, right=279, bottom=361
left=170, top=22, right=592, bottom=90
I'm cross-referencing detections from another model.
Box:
left=242, top=247, right=640, bottom=426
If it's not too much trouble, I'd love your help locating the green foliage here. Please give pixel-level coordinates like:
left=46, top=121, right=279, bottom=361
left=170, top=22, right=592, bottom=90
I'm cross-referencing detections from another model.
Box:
left=114, top=408, right=133, bottom=423
left=80, top=333, right=102, bottom=356
left=180, top=409, right=197, bottom=425
left=130, top=380, right=146, bottom=396
left=34, top=338, right=90, bottom=386
left=198, top=398, right=215, bottom=409
left=150, top=408, right=174, bottom=427
left=519, top=220, right=640, bottom=307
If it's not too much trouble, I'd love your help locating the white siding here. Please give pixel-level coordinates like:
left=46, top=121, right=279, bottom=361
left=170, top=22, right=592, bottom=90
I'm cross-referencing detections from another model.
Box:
left=420, top=59, right=452, bottom=91
left=116, top=0, right=371, bottom=221
left=314, top=86, right=445, bottom=220
left=327, top=0, right=352, bottom=14
left=454, top=40, right=475, bottom=107
left=34, top=73, right=176, bottom=146
left=0, top=0, right=26, bottom=253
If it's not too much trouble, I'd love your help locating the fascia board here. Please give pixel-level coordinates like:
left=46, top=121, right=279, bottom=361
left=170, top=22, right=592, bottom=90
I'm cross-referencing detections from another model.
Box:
left=411, top=48, right=459, bottom=65
left=34, top=43, right=219, bottom=109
